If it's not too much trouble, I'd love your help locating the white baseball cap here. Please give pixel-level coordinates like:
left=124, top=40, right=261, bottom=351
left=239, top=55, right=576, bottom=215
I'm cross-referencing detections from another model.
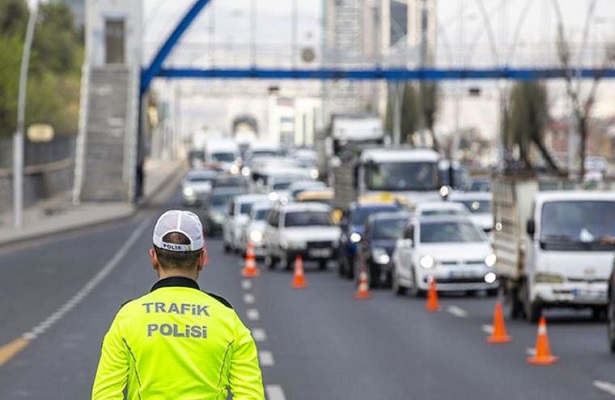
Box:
left=153, top=210, right=204, bottom=252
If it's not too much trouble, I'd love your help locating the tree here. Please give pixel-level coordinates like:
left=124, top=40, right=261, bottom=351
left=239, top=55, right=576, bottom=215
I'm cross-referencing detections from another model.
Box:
left=0, top=0, right=83, bottom=138
left=419, top=82, right=440, bottom=151
left=552, top=0, right=615, bottom=181
left=506, top=81, right=562, bottom=174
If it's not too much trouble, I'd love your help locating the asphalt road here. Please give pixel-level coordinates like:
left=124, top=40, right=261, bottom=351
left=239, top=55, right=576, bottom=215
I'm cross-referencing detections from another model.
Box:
left=1, top=185, right=615, bottom=399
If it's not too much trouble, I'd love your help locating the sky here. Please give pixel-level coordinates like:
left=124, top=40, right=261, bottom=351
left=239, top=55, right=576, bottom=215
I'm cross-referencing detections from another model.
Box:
left=140, top=1, right=615, bottom=139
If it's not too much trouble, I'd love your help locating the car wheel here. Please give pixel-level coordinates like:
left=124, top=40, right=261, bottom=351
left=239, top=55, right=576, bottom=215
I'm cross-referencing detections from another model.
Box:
left=522, top=281, right=541, bottom=323
left=409, top=269, right=425, bottom=298
left=337, top=252, right=346, bottom=277
left=608, top=300, right=615, bottom=353
left=592, top=306, right=606, bottom=321
left=264, top=252, right=277, bottom=270
left=318, top=260, right=328, bottom=271
left=280, top=252, right=291, bottom=271
left=346, top=253, right=356, bottom=280
left=392, top=271, right=407, bottom=296
left=223, top=240, right=230, bottom=253
left=486, top=288, right=499, bottom=297
left=501, top=285, right=522, bottom=320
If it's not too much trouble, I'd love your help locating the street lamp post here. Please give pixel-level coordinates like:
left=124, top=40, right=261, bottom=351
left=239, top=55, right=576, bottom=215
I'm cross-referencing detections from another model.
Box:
left=13, top=0, right=39, bottom=229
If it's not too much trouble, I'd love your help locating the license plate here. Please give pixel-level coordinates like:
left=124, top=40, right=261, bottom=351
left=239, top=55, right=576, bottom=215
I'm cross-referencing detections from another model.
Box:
left=309, top=249, right=331, bottom=258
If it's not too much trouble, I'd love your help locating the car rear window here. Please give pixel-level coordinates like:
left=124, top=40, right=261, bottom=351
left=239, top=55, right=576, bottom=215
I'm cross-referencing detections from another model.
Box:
left=284, top=211, right=332, bottom=227
left=373, top=218, right=407, bottom=240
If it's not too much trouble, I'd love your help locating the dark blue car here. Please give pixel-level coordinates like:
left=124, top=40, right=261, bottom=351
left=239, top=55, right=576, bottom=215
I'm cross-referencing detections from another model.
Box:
left=337, top=202, right=404, bottom=279
left=357, top=211, right=411, bottom=288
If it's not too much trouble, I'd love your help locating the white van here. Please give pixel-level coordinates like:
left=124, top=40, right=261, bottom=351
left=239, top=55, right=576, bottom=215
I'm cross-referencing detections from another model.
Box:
left=204, top=138, right=240, bottom=174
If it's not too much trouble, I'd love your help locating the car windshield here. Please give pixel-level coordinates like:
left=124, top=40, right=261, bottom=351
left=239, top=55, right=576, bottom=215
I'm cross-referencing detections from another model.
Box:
left=212, top=152, right=236, bottom=162
left=351, top=205, right=399, bottom=226
left=210, top=193, right=238, bottom=207
left=215, top=176, right=245, bottom=187
left=187, top=174, right=215, bottom=183
left=285, top=211, right=332, bottom=227
left=365, top=161, right=439, bottom=191
left=240, top=202, right=254, bottom=215
left=254, top=208, right=271, bottom=220
left=455, top=199, right=492, bottom=214
left=272, top=181, right=293, bottom=190
left=420, top=209, right=467, bottom=217
left=540, top=200, right=615, bottom=251
left=373, top=218, right=407, bottom=240
left=420, top=221, right=485, bottom=243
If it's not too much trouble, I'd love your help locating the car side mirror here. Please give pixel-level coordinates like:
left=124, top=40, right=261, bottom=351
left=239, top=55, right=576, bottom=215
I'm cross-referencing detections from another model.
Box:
left=526, top=219, right=535, bottom=237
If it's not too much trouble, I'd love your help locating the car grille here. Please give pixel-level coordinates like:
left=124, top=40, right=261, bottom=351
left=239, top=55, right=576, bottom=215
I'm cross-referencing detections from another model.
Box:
left=440, top=260, right=485, bottom=267
left=308, top=241, right=332, bottom=249
left=432, top=277, right=487, bottom=284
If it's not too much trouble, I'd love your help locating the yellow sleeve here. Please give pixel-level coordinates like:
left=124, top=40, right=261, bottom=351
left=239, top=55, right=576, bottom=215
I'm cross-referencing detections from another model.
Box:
left=91, top=314, right=129, bottom=400
left=228, top=316, right=265, bottom=399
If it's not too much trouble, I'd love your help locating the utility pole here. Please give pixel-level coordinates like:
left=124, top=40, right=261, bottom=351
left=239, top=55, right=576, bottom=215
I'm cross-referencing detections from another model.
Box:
left=13, top=1, right=39, bottom=229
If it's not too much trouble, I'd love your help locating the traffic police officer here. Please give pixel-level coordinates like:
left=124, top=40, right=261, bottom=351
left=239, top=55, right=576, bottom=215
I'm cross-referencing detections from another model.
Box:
left=92, top=210, right=265, bottom=399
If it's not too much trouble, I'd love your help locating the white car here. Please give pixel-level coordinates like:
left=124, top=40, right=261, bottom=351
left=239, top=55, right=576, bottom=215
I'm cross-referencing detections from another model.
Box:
left=413, top=201, right=471, bottom=218
left=263, top=202, right=341, bottom=270
left=392, top=215, right=498, bottom=297
left=181, top=169, right=218, bottom=206
left=449, top=192, right=494, bottom=234
left=239, top=201, right=274, bottom=257
left=222, top=193, right=270, bottom=253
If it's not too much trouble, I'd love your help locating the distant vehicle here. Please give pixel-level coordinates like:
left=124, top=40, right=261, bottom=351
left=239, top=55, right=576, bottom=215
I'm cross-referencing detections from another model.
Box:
left=449, top=192, right=493, bottom=235
left=239, top=201, right=274, bottom=258
left=287, top=180, right=328, bottom=201
left=181, top=169, right=218, bottom=206
left=222, top=193, right=270, bottom=253
left=392, top=215, right=498, bottom=297
left=357, top=211, right=411, bottom=288
left=332, top=147, right=442, bottom=214
left=241, top=142, right=283, bottom=178
left=468, top=177, right=491, bottom=192
left=438, top=160, right=470, bottom=191
left=203, top=137, right=241, bottom=174
left=295, top=189, right=334, bottom=207
left=412, top=201, right=472, bottom=218
left=201, top=187, right=247, bottom=237
left=263, top=202, right=341, bottom=271
left=338, top=200, right=405, bottom=279
left=212, top=173, right=249, bottom=190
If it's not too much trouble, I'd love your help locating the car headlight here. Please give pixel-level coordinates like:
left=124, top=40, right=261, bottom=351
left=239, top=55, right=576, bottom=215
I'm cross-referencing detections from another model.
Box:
left=242, top=167, right=250, bottom=176
left=350, top=232, right=361, bottom=243
left=269, top=192, right=280, bottom=201
left=310, top=169, right=319, bottom=179
left=249, top=230, right=263, bottom=243
left=484, top=272, right=497, bottom=284
left=372, top=248, right=390, bottom=264
left=230, top=165, right=240, bottom=175
left=183, top=187, right=195, bottom=197
left=211, top=212, right=225, bottom=223
left=281, top=239, right=306, bottom=250
left=534, top=272, right=565, bottom=284
left=419, top=255, right=435, bottom=269
left=484, top=253, right=497, bottom=268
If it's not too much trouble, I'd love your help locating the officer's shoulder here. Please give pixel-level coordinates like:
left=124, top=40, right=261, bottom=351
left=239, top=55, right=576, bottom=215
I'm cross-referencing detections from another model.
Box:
left=118, top=298, right=137, bottom=311
left=204, top=291, right=234, bottom=309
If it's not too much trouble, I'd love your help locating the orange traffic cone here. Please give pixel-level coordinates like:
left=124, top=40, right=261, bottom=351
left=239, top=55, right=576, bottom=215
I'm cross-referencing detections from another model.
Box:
left=241, top=242, right=260, bottom=278
left=527, top=316, right=558, bottom=365
left=487, top=301, right=512, bottom=344
left=291, top=255, right=307, bottom=289
left=426, top=277, right=441, bottom=312
left=355, top=269, right=372, bottom=300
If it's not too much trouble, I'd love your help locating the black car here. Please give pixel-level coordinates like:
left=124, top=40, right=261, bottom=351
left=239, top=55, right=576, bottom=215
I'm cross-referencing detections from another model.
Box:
left=201, top=187, right=247, bottom=237
left=608, top=263, right=615, bottom=352
left=356, top=211, right=411, bottom=288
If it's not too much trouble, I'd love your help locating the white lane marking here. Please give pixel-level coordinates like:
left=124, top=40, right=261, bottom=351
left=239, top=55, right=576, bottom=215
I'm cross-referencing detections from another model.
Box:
left=594, top=381, right=615, bottom=396
left=259, top=351, right=275, bottom=366
left=266, top=384, right=286, bottom=400
left=242, top=280, right=252, bottom=290
left=447, top=306, right=468, bottom=318
left=24, top=219, right=150, bottom=340
left=482, top=325, right=494, bottom=335
left=244, top=293, right=255, bottom=304
left=526, top=348, right=536, bottom=356
left=247, top=309, right=260, bottom=321
left=252, top=328, right=267, bottom=342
